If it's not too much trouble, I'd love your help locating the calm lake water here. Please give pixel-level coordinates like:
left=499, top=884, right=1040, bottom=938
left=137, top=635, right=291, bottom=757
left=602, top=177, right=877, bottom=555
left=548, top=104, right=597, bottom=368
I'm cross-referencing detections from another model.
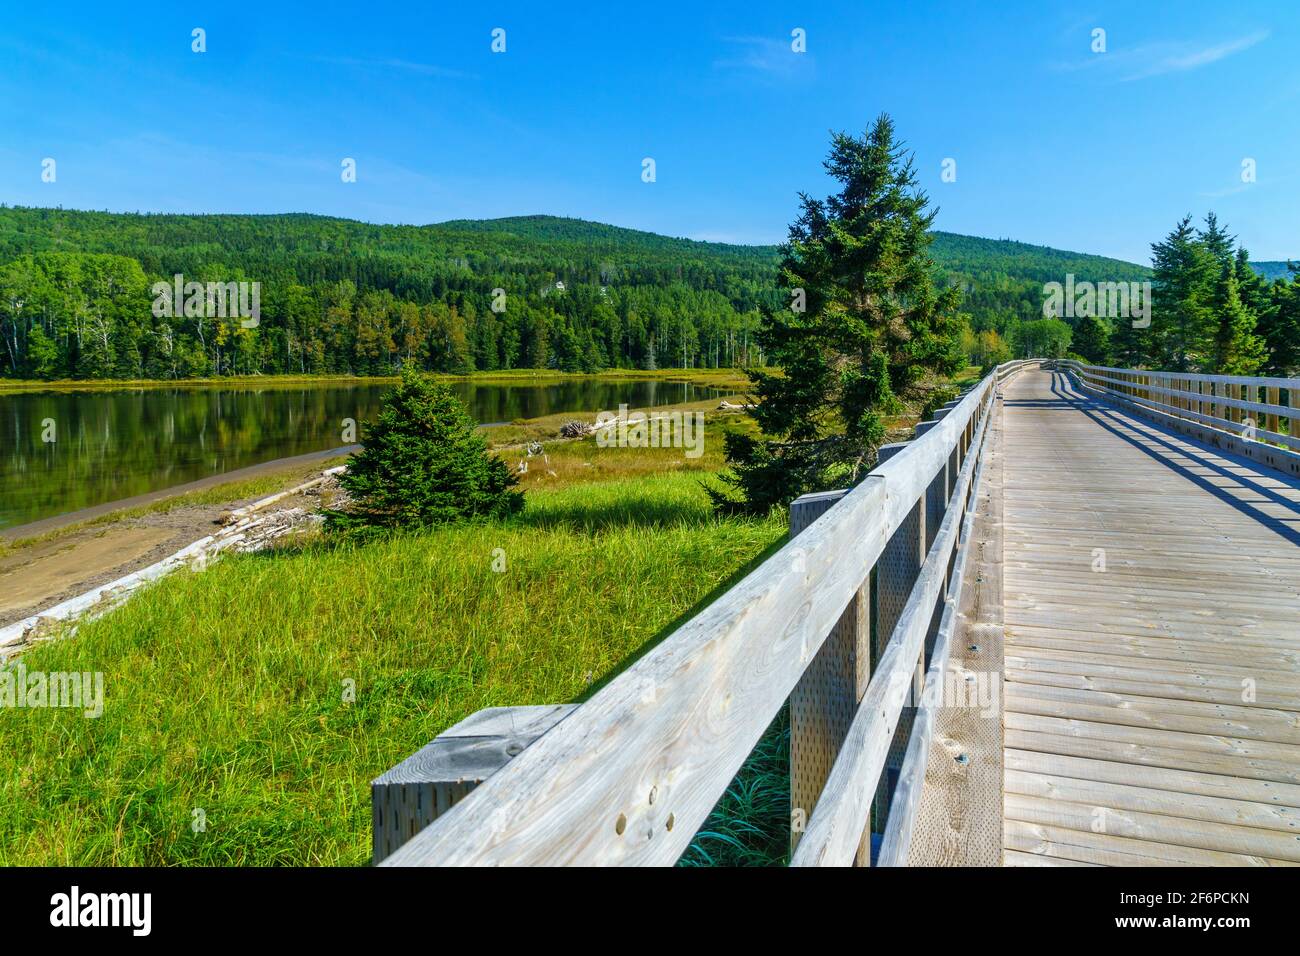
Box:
left=0, top=378, right=724, bottom=531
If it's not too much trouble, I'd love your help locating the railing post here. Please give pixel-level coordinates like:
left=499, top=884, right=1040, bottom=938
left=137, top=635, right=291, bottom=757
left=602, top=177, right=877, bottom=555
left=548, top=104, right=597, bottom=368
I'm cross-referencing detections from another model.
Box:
left=371, top=704, right=577, bottom=864
left=939, top=402, right=963, bottom=485
left=871, top=440, right=927, bottom=837
left=1283, top=386, right=1294, bottom=443
left=914, top=418, right=951, bottom=694
left=914, top=422, right=946, bottom=551
left=788, top=490, right=872, bottom=864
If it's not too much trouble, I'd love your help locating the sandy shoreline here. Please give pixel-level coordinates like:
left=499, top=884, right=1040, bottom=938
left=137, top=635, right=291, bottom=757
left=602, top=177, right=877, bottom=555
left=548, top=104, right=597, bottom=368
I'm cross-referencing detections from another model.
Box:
left=0, top=454, right=351, bottom=630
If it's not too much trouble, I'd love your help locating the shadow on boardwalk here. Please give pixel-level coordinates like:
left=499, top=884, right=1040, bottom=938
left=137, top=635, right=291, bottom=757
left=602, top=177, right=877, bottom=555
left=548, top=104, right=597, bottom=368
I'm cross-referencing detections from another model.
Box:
left=1003, top=371, right=1300, bottom=548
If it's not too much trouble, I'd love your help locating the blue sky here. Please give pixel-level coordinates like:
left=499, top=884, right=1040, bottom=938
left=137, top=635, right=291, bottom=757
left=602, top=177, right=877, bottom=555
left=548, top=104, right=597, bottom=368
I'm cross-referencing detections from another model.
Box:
left=1, top=1, right=1296, bottom=264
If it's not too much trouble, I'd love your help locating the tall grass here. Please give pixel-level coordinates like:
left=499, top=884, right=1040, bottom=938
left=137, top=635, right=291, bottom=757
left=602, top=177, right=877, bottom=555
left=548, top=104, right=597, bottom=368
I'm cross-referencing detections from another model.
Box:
left=677, top=710, right=791, bottom=867
left=0, top=473, right=784, bottom=865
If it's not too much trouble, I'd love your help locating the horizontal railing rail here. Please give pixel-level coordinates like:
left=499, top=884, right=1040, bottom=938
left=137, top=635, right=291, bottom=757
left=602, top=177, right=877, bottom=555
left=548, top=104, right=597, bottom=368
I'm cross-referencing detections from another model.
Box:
left=790, top=367, right=998, bottom=866
left=1064, top=361, right=1299, bottom=392
left=1059, top=360, right=1300, bottom=457
left=382, top=359, right=1039, bottom=866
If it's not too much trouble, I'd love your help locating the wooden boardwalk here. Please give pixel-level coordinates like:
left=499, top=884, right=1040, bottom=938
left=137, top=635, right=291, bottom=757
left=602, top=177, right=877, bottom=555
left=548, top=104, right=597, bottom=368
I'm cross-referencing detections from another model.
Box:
left=1000, top=369, right=1300, bottom=866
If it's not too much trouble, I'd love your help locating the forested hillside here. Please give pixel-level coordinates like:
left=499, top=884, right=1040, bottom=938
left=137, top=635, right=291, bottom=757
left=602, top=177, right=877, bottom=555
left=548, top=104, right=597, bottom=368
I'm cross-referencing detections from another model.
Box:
left=1, top=208, right=776, bottom=379
left=0, top=204, right=1238, bottom=381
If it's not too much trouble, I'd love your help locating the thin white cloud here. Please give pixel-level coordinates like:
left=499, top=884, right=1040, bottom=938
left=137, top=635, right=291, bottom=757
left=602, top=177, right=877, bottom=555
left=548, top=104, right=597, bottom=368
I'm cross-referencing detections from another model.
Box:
left=714, top=35, right=812, bottom=81
left=1051, top=30, right=1269, bottom=82
left=1123, top=30, right=1269, bottom=81
left=1198, top=169, right=1295, bottom=199
left=308, top=55, right=477, bottom=81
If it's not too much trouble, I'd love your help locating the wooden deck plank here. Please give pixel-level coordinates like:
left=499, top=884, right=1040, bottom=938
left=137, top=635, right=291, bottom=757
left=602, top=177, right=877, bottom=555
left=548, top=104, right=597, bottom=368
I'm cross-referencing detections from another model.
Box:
left=1005, top=711, right=1300, bottom=765
left=1005, top=682, right=1300, bottom=745
left=1006, top=665, right=1297, bottom=711
left=1008, top=642, right=1300, bottom=680
left=1004, top=848, right=1099, bottom=867
left=1005, top=748, right=1300, bottom=806
left=1006, top=769, right=1300, bottom=833
left=1004, top=819, right=1296, bottom=867
left=1005, top=793, right=1300, bottom=862
left=1007, top=659, right=1300, bottom=710
left=1007, top=629, right=1300, bottom=670
left=1000, top=370, right=1300, bottom=867
left=1004, top=609, right=1299, bottom=642
left=1005, top=727, right=1300, bottom=784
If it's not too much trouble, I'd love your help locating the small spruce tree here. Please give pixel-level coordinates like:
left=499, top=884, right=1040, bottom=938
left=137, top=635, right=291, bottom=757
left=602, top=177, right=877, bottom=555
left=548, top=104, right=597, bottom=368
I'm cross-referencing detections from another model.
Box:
left=326, top=365, right=523, bottom=533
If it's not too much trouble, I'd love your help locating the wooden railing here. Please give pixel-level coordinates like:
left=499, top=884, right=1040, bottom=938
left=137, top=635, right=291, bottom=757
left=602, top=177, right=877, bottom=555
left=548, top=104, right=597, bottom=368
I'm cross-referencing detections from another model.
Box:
left=1058, top=360, right=1300, bottom=476
left=381, top=359, right=1039, bottom=866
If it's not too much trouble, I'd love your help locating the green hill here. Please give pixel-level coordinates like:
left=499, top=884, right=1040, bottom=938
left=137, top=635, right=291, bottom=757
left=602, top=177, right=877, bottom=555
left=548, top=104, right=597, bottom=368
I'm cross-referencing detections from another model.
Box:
left=0, top=205, right=1151, bottom=380
left=1250, top=260, right=1297, bottom=282
left=434, top=214, right=778, bottom=263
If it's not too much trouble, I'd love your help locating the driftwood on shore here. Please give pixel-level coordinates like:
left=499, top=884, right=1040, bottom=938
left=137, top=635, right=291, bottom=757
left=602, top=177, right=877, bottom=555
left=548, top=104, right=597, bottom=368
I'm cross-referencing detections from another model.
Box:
left=0, top=467, right=345, bottom=657
left=558, top=420, right=595, bottom=438
left=218, top=465, right=346, bottom=525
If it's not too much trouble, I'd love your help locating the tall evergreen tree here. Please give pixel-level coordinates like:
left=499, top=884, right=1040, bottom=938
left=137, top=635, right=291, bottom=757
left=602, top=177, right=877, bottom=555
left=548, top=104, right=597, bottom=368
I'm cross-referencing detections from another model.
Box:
left=1147, top=215, right=1216, bottom=371
left=1208, top=262, right=1265, bottom=375
left=1233, top=247, right=1271, bottom=317
left=1259, top=266, right=1300, bottom=375
left=710, top=116, right=964, bottom=515
left=1199, top=212, right=1235, bottom=268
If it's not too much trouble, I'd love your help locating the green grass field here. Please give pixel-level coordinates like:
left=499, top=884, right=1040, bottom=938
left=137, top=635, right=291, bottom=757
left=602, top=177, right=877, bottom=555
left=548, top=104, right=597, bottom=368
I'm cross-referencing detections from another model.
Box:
left=0, top=369, right=976, bottom=866
left=0, top=469, right=785, bottom=865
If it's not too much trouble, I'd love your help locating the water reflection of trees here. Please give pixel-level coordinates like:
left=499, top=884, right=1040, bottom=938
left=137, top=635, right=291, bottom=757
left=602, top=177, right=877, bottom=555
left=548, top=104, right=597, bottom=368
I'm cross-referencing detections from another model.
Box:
left=1, top=381, right=722, bottom=528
